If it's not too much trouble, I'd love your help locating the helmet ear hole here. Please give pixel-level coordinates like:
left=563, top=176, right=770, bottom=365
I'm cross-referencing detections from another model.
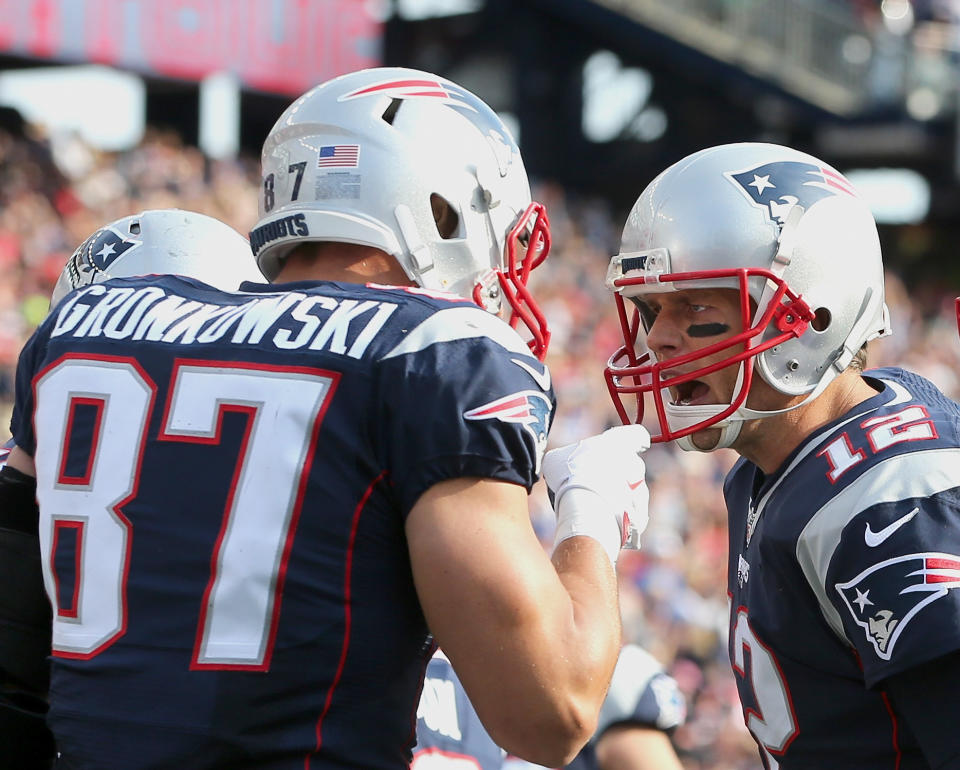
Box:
left=812, top=307, right=832, bottom=332
left=431, top=193, right=460, bottom=239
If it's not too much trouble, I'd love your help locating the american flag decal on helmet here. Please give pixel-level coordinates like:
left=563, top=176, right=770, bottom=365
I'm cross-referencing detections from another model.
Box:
left=836, top=552, right=960, bottom=660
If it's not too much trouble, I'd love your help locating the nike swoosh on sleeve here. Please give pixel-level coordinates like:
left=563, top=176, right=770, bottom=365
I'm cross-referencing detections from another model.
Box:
left=864, top=507, right=920, bottom=547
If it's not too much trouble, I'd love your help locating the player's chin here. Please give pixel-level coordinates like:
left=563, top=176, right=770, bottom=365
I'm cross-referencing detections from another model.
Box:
left=689, top=426, right=723, bottom=451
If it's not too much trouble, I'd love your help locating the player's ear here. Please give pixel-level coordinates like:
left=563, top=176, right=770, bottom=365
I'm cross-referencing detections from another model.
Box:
left=431, top=194, right=460, bottom=239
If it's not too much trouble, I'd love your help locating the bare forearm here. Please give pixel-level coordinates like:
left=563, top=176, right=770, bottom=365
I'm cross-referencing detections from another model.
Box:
left=464, top=537, right=620, bottom=764
left=410, top=479, right=623, bottom=766
left=551, top=535, right=622, bottom=704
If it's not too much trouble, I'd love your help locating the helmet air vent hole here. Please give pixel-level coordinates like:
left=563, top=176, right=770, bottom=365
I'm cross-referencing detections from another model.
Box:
left=129, top=220, right=142, bottom=235
left=381, top=98, right=402, bottom=125
left=812, top=307, right=831, bottom=332
left=431, top=194, right=460, bottom=239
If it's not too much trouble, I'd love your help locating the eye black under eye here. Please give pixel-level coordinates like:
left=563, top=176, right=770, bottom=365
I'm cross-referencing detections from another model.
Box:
left=686, top=322, right=731, bottom=337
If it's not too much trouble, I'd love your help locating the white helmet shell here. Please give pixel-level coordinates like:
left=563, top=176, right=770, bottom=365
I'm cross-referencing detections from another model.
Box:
left=605, top=142, right=891, bottom=447
left=251, top=67, right=535, bottom=287
left=51, top=209, right=264, bottom=307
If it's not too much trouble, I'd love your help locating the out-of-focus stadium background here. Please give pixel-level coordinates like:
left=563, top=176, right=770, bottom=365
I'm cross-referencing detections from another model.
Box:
left=1, top=2, right=958, bottom=768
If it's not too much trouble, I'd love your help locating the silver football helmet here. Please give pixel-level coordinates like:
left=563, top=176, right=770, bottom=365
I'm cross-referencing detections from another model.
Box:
left=605, top=142, right=891, bottom=450
left=251, top=67, right=552, bottom=359
left=51, top=209, right=265, bottom=307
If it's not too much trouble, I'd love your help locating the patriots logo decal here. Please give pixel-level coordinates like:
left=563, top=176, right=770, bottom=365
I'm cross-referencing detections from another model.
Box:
left=836, top=552, right=960, bottom=660
left=339, top=77, right=480, bottom=113
left=338, top=76, right=519, bottom=176
left=464, top=391, right=552, bottom=473
left=726, top=160, right=857, bottom=226
left=64, top=226, right=141, bottom=290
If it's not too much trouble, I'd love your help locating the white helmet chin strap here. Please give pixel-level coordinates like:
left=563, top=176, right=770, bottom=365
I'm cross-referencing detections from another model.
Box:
left=666, top=364, right=748, bottom=453
left=673, top=414, right=742, bottom=453
left=667, top=363, right=839, bottom=453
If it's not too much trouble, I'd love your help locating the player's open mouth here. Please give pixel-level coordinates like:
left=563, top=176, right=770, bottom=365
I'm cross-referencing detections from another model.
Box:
left=673, top=379, right=711, bottom=406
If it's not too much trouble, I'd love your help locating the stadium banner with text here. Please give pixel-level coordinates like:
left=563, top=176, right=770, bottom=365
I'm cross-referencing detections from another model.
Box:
left=0, top=0, right=382, bottom=95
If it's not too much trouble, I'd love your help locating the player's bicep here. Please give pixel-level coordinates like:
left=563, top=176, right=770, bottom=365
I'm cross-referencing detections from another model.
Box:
left=407, top=477, right=553, bottom=644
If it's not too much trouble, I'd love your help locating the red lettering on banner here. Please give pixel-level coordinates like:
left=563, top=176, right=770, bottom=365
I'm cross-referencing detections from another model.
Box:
left=143, top=0, right=229, bottom=79
left=0, top=0, right=16, bottom=50
left=0, top=0, right=381, bottom=96
left=333, top=1, right=382, bottom=77
left=241, top=0, right=380, bottom=95
left=27, top=0, right=57, bottom=57
left=240, top=0, right=310, bottom=94
left=86, top=0, right=126, bottom=65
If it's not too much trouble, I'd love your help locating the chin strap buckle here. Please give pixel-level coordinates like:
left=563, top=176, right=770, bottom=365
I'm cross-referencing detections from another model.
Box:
left=773, top=295, right=813, bottom=336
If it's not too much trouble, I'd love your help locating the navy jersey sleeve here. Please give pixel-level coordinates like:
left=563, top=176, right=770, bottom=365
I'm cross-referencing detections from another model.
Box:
left=828, top=481, right=960, bottom=686
left=794, top=372, right=960, bottom=687
left=375, top=305, right=555, bottom=517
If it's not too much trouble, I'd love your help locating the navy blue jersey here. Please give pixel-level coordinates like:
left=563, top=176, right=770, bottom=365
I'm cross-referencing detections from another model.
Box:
left=414, top=649, right=505, bottom=770
left=725, top=367, right=960, bottom=770
left=11, top=275, right=554, bottom=770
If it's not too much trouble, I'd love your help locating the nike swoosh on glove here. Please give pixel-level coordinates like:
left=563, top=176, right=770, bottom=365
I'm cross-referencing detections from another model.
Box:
left=542, top=424, right=651, bottom=565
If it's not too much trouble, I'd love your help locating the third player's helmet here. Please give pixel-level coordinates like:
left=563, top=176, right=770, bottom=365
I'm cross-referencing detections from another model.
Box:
left=604, top=142, right=891, bottom=450
left=51, top=209, right=264, bottom=307
left=251, top=67, right=552, bottom=359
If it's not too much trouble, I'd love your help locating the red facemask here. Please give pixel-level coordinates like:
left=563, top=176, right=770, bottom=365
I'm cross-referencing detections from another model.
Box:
left=473, top=202, right=552, bottom=361
left=604, top=267, right=815, bottom=442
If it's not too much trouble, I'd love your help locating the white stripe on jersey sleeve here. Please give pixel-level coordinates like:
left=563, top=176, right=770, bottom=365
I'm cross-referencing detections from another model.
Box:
left=796, top=447, right=960, bottom=644
left=381, top=306, right=535, bottom=360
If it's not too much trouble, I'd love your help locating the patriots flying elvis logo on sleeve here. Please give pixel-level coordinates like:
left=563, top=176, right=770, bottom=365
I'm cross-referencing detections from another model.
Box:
left=464, top=391, right=552, bottom=473
left=725, top=160, right=857, bottom=226
left=836, top=552, right=960, bottom=660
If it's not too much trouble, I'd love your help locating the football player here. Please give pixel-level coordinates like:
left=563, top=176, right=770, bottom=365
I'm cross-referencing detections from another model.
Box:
left=415, top=643, right=685, bottom=770
left=0, top=208, right=264, bottom=769
left=572, top=644, right=685, bottom=770
left=603, top=142, right=960, bottom=769
left=414, top=646, right=506, bottom=770
left=7, top=68, right=649, bottom=769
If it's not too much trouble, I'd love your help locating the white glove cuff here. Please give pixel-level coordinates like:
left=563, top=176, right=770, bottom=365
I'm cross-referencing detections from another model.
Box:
left=552, top=487, right=622, bottom=567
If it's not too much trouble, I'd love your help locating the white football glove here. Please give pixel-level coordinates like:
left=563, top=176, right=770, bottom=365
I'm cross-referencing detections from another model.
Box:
left=541, top=425, right=651, bottom=565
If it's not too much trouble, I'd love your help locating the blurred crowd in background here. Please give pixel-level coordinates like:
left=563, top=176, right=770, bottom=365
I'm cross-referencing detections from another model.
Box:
left=1, top=115, right=958, bottom=770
